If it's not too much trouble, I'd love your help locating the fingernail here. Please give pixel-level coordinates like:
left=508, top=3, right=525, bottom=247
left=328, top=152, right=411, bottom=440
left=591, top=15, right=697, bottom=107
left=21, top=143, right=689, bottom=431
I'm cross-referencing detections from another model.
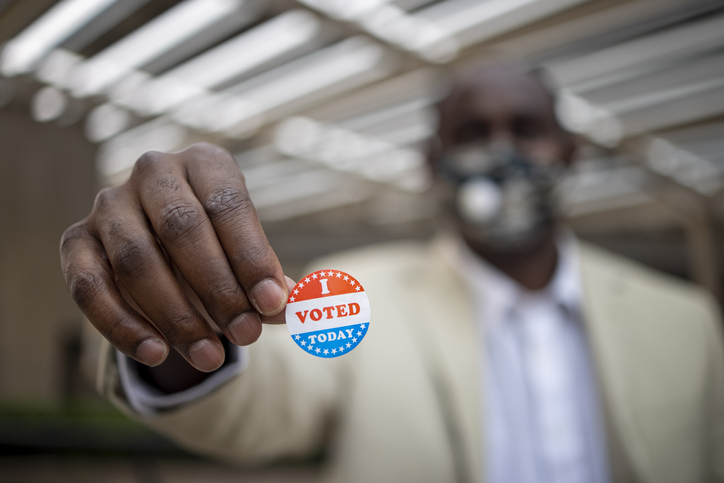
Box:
left=228, top=312, right=262, bottom=346
left=251, top=279, right=286, bottom=316
left=136, top=339, right=168, bottom=366
left=188, top=339, right=224, bottom=372
left=284, top=276, right=296, bottom=291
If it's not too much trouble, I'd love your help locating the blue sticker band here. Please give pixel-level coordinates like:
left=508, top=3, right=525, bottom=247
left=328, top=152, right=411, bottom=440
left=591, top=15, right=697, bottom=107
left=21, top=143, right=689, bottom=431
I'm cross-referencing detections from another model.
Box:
left=291, top=322, right=368, bottom=358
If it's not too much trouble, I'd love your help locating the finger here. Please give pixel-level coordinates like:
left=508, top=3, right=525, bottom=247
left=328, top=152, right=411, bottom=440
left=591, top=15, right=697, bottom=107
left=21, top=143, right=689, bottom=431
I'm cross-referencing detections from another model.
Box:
left=260, top=276, right=296, bottom=325
left=130, top=149, right=260, bottom=346
left=181, top=144, right=288, bottom=316
left=190, top=276, right=294, bottom=347
left=60, top=223, right=169, bottom=366
left=93, top=189, right=225, bottom=372
left=174, top=262, right=262, bottom=346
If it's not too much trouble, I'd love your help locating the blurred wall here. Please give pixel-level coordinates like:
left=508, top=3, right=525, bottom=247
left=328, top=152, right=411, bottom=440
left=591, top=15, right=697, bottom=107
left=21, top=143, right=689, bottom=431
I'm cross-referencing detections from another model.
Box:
left=0, top=103, right=97, bottom=404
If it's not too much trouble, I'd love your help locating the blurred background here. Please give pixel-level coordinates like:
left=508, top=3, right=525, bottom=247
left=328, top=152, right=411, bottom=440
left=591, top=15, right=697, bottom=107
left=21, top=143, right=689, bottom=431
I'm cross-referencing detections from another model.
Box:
left=0, top=0, right=723, bottom=481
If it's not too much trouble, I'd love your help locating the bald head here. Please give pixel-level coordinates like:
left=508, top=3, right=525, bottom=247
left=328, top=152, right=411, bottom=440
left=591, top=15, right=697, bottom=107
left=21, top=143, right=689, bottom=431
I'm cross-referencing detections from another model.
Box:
left=433, top=64, right=574, bottom=167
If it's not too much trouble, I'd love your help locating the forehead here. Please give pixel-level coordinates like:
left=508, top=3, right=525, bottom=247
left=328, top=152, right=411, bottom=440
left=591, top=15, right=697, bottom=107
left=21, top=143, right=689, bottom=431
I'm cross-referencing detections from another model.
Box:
left=438, top=68, right=556, bottom=128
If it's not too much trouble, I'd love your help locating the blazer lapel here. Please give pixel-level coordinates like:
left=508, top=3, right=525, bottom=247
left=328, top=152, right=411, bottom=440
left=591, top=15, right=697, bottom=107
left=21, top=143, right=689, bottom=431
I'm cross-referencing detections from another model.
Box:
left=578, top=244, right=650, bottom=483
left=405, top=235, right=483, bottom=483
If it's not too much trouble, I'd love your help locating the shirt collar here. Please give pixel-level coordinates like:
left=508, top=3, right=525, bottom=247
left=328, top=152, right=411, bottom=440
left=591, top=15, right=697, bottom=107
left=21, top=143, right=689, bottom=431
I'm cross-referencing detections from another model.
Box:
left=452, top=229, right=582, bottom=321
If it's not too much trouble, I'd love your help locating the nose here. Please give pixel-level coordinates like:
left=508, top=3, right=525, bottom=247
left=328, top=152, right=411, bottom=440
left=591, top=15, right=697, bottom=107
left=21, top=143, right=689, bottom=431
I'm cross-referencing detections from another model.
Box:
left=488, top=135, right=515, bottom=154
left=483, top=137, right=516, bottom=167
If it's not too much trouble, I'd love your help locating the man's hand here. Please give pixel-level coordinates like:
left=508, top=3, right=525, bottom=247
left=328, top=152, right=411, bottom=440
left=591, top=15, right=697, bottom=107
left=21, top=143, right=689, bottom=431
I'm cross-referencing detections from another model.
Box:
left=60, top=143, right=289, bottom=373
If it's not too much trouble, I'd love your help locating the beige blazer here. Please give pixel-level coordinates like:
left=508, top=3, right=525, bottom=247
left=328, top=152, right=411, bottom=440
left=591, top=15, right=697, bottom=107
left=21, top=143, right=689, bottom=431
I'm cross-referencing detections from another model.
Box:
left=97, top=236, right=724, bottom=483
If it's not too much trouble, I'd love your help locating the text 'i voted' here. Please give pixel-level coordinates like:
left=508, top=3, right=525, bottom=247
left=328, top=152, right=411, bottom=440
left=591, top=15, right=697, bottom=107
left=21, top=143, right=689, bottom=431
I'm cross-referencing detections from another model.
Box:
left=285, top=270, right=370, bottom=358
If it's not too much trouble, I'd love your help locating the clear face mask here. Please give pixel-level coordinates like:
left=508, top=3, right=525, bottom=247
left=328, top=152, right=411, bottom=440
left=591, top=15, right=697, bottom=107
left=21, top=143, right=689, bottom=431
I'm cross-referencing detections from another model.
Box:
left=435, top=141, right=562, bottom=251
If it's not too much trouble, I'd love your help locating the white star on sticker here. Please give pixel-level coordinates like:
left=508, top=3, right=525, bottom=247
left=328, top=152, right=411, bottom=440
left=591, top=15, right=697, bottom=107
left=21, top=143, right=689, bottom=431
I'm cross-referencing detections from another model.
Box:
left=343, top=275, right=349, bottom=281
left=346, top=343, right=351, bottom=348
left=357, top=331, right=362, bottom=336
left=352, top=338, right=358, bottom=343
left=301, top=340, right=306, bottom=345
left=308, top=345, right=313, bottom=351
left=295, top=335, right=300, bottom=340
left=331, top=348, right=337, bottom=354
left=293, top=289, right=299, bottom=295
left=350, top=280, right=356, bottom=285
left=336, top=272, right=342, bottom=278
left=360, top=324, right=366, bottom=329
left=315, top=348, right=321, bottom=353
left=321, top=271, right=328, bottom=277
left=289, top=296, right=295, bottom=302
left=355, top=286, right=360, bottom=291
left=305, top=277, right=311, bottom=283
left=339, top=346, right=344, bottom=352
left=299, top=282, right=304, bottom=288
left=312, top=273, right=318, bottom=279
left=323, top=349, right=329, bottom=354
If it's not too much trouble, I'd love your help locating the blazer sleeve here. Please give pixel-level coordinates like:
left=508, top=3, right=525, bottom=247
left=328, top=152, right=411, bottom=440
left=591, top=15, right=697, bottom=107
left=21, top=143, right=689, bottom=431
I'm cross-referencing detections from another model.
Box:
left=702, top=292, right=724, bottom=482
left=96, top=323, right=346, bottom=466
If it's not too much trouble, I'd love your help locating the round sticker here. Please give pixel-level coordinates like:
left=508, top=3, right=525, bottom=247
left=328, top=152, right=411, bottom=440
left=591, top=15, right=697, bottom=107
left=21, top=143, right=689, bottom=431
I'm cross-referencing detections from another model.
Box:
left=285, top=269, right=370, bottom=358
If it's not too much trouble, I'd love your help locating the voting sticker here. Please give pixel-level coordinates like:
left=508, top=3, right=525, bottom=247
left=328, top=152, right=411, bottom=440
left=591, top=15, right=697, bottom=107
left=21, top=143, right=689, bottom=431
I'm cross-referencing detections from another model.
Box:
left=286, top=270, right=370, bottom=358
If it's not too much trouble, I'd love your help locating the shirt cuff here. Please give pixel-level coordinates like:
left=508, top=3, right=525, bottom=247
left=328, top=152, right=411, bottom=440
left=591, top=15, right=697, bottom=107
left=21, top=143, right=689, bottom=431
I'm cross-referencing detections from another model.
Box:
left=116, top=343, right=248, bottom=416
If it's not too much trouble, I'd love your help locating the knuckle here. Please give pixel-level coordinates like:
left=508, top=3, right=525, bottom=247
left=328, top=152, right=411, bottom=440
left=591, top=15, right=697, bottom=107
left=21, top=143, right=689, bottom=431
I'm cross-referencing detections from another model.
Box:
left=112, top=241, right=155, bottom=279
left=103, top=217, right=127, bottom=239
left=157, top=202, right=205, bottom=240
left=241, top=243, right=267, bottom=261
left=205, top=281, right=245, bottom=313
left=60, top=222, right=89, bottom=254
left=184, top=143, right=240, bottom=175
left=153, top=173, right=183, bottom=193
left=185, top=142, right=232, bottom=160
left=104, top=317, right=132, bottom=349
left=102, top=318, right=147, bottom=357
left=203, top=187, right=254, bottom=222
left=164, top=312, right=198, bottom=341
left=93, top=187, right=120, bottom=212
left=229, top=242, right=274, bottom=272
left=69, top=270, right=104, bottom=308
left=132, top=150, right=165, bottom=176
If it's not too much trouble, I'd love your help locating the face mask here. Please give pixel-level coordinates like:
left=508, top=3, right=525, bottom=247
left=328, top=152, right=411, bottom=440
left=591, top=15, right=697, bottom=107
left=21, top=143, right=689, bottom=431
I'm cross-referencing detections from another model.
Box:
left=435, top=142, right=562, bottom=251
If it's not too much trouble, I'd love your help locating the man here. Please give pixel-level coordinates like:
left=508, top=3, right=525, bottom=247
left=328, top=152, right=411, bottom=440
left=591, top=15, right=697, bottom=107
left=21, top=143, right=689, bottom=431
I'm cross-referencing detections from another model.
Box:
left=61, top=64, right=724, bottom=482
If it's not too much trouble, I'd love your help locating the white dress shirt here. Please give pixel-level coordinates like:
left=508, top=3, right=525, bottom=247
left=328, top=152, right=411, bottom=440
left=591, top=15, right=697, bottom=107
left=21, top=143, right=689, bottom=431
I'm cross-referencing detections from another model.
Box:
left=120, top=234, right=610, bottom=483
left=455, top=234, right=610, bottom=483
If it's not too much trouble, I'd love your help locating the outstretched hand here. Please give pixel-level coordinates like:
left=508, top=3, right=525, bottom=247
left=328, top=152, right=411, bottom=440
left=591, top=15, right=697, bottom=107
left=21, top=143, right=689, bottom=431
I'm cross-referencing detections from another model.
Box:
left=60, top=143, right=290, bottom=373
